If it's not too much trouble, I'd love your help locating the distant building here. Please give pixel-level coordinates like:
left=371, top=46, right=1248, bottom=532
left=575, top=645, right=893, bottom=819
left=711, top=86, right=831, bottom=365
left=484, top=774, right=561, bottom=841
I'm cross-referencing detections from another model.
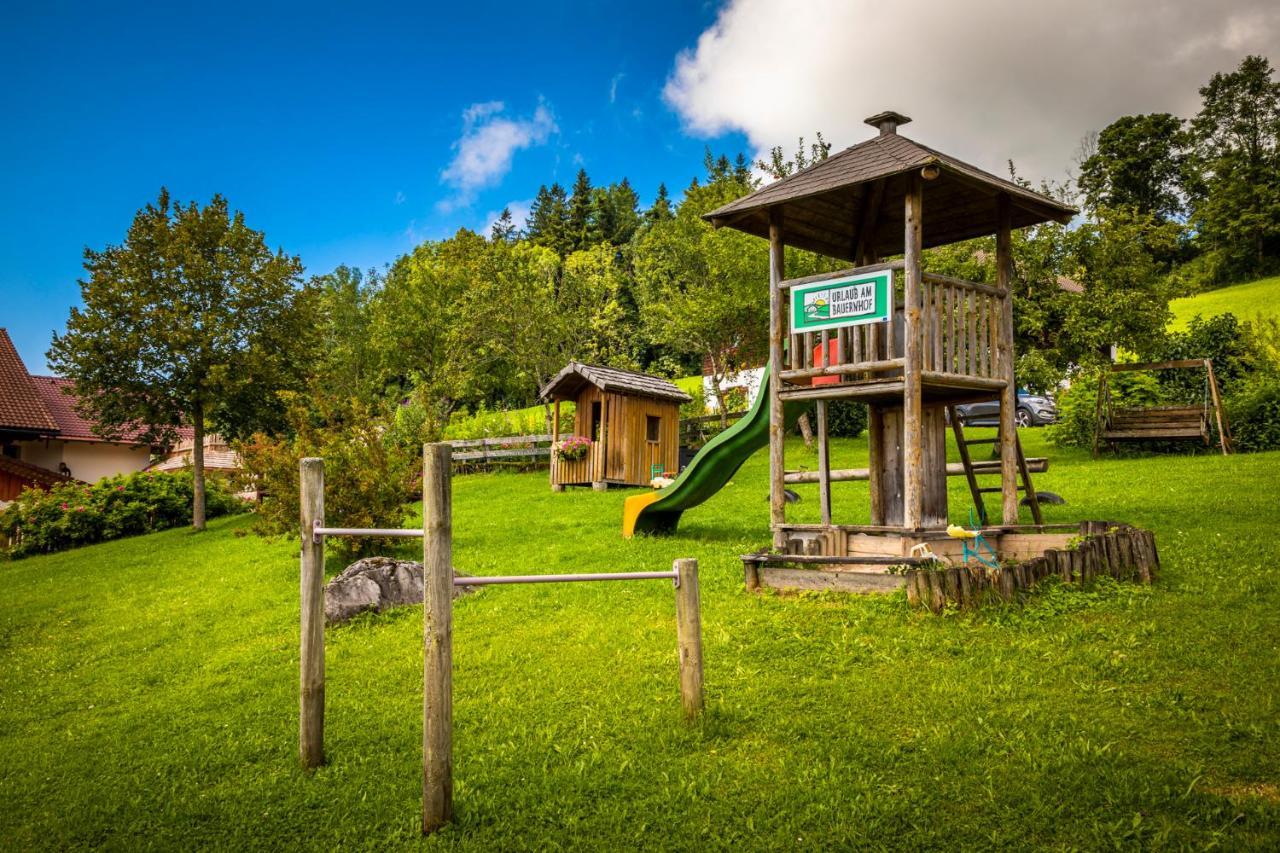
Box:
left=0, top=328, right=241, bottom=502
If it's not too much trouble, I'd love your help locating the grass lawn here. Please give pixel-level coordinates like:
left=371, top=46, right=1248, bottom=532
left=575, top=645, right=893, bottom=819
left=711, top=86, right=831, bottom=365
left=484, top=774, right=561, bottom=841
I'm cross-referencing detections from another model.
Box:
left=1169, top=275, right=1280, bottom=331
left=2, top=430, right=1279, bottom=849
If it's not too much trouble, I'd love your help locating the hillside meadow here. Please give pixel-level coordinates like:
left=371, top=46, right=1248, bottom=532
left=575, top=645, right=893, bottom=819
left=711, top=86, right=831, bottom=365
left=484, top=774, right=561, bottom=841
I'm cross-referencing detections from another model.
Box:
left=1, top=429, right=1278, bottom=849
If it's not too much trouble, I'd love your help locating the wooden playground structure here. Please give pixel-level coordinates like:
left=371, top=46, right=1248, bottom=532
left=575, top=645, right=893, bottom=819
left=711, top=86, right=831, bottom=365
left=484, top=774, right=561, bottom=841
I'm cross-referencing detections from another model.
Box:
left=700, top=111, right=1158, bottom=590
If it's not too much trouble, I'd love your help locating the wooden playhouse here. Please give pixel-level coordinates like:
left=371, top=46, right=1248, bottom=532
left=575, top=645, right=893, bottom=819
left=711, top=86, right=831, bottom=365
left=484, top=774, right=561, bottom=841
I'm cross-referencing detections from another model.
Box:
left=541, top=362, right=691, bottom=491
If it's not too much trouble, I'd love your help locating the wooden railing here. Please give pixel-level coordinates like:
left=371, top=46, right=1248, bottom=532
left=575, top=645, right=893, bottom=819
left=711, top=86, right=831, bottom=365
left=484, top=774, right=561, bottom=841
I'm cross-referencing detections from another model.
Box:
left=776, top=261, right=1005, bottom=391
left=446, top=434, right=552, bottom=467
left=919, top=272, right=1004, bottom=383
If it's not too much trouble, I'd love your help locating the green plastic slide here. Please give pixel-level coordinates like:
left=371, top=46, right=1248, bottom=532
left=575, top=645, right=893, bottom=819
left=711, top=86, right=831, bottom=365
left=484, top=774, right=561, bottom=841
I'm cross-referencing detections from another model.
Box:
left=622, top=367, right=804, bottom=537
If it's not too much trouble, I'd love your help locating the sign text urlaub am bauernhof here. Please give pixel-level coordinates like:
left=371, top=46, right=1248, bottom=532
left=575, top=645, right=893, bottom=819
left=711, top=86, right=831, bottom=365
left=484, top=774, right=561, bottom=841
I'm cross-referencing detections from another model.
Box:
left=790, top=269, right=892, bottom=334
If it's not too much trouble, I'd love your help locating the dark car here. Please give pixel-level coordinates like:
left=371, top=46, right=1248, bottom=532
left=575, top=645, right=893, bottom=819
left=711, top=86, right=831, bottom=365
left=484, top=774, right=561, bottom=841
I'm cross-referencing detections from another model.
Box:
left=954, top=390, right=1058, bottom=428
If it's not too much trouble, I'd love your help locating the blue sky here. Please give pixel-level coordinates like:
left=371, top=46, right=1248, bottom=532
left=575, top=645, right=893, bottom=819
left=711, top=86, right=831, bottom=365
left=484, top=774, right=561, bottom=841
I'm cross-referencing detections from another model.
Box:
left=6, top=1, right=1275, bottom=373
left=1, top=1, right=746, bottom=372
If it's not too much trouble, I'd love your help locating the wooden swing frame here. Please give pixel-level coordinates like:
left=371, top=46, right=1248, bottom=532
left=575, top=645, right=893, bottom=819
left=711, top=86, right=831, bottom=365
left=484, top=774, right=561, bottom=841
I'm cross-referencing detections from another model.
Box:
left=1093, top=358, right=1232, bottom=456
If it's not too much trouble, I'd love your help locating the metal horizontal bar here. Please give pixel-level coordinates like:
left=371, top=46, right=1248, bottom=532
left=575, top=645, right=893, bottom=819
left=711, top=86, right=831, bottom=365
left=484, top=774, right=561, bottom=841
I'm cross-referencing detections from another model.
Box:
left=314, top=525, right=423, bottom=539
left=453, top=570, right=678, bottom=586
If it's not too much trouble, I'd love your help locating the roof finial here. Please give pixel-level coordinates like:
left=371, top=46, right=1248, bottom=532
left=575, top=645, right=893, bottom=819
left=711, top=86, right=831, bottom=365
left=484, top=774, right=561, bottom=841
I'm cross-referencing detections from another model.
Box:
left=864, top=110, right=912, bottom=136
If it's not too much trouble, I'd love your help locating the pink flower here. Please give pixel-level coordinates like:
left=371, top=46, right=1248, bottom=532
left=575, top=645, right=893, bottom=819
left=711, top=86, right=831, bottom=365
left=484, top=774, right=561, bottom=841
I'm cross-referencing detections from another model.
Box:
left=116, top=486, right=125, bottom=491
left=60, top=502, right=69, bottom=510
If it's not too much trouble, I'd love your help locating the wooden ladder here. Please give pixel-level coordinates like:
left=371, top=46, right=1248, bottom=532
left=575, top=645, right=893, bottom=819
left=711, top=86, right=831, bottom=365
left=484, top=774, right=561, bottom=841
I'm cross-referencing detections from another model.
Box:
left=947, top=405, right=1043, bottom=527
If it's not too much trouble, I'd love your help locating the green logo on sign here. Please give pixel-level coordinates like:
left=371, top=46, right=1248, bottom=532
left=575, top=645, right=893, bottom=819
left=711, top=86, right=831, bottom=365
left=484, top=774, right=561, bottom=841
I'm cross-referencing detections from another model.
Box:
left=790, top=269, right=892, bottom=334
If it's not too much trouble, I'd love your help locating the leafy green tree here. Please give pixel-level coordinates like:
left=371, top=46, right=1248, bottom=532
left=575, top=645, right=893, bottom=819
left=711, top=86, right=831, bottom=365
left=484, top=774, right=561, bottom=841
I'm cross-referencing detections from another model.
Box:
left=310, top=265, right=383, bottom=405
left=1186, top=55, right=1280, bottom=280
left=757, top=133, right=832, bottom=179
left=632, top=174, right=767, bottom=424
left=48, top=189, right=308, bottom=530
left=1077, top=113, right=1186, bottom=220
left=369, top=229, right=497, bottom=430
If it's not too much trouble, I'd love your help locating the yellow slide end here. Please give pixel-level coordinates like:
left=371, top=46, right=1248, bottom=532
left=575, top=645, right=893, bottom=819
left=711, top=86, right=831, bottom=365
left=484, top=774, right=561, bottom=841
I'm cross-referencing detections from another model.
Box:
left=622, top=491, right=663, bottom=538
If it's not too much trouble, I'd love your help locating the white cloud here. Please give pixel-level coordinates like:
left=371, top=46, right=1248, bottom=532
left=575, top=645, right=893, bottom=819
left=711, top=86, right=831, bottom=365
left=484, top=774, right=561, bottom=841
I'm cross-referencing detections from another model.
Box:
left=439, top=100, right=557, bottom=211
left=394, top=190, right=406, bottom=205
left=664, top=0, right=1280, bottom=184
left=482, top=199, right=534, bottom=237
left=609, top=72, right=625, bottom=104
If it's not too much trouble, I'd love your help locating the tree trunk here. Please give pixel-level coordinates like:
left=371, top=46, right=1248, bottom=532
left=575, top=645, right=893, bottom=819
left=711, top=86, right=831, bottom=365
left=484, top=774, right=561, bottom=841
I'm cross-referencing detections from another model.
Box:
left=707, top=353, right=730, bottom=429
left=191, top=402, right=206, bottom=531
left=543, top=402, right=554, bottom=437
left=798, top=412, right=814, bottom=449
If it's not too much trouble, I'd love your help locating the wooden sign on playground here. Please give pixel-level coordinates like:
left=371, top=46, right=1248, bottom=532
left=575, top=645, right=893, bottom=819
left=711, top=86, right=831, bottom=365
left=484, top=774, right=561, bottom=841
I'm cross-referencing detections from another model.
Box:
left=789, top=269, right=891, bottom=334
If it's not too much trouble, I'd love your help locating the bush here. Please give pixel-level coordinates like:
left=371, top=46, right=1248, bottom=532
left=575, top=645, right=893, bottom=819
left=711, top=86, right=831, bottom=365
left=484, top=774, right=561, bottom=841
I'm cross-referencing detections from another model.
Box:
left=0, top=470, right=242, bottom=559
left=237, top=394, right=416, bottom=560
left=824, top=400, right=868, bottom=438
left=442, top=403, right=571, bottom=441
left=1227, top=374, right=1280, bottom=452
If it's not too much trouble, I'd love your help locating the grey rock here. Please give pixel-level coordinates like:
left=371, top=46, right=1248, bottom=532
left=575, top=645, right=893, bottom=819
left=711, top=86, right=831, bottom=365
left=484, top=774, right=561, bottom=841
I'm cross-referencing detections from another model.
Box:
left=325, top=556, right=471, bottom=625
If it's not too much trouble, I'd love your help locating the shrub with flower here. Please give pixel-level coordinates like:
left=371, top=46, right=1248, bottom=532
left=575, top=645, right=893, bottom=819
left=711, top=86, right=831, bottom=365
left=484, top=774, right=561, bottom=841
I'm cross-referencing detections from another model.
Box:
left=0, top=470, right=243, bottom=559
left=554, top=435, right=593, bottom=462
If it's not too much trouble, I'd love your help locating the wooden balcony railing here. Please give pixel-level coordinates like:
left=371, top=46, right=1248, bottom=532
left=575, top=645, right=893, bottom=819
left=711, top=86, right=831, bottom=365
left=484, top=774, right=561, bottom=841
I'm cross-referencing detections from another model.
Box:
left=776, top=261, right=1006, bottom=393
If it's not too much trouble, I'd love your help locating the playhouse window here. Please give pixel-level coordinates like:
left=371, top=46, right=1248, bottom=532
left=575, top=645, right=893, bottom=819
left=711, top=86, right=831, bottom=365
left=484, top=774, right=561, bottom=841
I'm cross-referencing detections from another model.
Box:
left=646, top=415, right=661, bottom=442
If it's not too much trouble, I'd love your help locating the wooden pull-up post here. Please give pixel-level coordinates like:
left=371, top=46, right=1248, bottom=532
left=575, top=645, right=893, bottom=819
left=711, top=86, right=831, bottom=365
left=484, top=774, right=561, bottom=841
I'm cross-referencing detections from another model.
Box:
left=422, top=443, right=454, bottom=834
left=299, top=457, right=325, bottom=770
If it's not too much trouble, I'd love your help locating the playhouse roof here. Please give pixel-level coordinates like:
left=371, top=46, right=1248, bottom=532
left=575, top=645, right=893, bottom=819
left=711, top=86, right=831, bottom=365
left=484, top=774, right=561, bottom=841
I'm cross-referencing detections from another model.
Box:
left=704, top=112, right=1077, bottom=262
left=540, top=362, right=693, bottom=404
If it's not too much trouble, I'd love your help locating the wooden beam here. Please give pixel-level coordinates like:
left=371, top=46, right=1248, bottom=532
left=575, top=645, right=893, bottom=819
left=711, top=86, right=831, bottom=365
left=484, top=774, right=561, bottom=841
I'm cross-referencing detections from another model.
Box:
left=785, top=457, right=1048, bottom=484
left=1108, top=358, right=1211, bottom=372
left=299, top=457, right=325, bottom=771
left=816, top=399, right=831, bottom=526
left=996, top=194, right=1019, bottom=525
left=778, top=259, right=905, bottom=291
left=1205, top=359, right=1232, bottom=454
left=768, top=208, right=787, bottom=549
left=902, top=175, right=924, bottom=529
left=853, top=179, right=887, bottom=262
left=422, top=443, right=454, bottom=835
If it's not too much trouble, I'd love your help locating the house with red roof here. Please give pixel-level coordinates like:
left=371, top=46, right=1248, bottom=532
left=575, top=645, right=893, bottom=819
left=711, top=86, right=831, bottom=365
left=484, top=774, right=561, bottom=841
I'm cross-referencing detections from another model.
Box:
left=0, top=329, right=161, bottom=500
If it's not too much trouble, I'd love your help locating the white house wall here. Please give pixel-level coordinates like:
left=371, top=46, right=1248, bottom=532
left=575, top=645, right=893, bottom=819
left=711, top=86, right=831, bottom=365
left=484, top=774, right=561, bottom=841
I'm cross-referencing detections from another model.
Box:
left=702, top=366, right=766, bottom=413
left=19, top=439, right=151, bottom=483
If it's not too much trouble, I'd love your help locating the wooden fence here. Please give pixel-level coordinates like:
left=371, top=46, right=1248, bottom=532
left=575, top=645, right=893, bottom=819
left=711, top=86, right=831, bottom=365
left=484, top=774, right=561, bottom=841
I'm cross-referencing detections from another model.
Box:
left=444, top=434, right=552, bottom=468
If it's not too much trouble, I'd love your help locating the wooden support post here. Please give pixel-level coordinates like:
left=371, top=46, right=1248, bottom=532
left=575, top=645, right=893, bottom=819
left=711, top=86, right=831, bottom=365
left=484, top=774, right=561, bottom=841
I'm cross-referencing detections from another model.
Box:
left=551, top=398, right=562, bottom=490
left=299, top=457, right=325, bottom=770
left=1205, top=359, right=1231, bottom=454
left=674, top=558, right=704, bottom=719
left=867, top=405, right=884, bottom=525
left=816, top=400, right=831, bottom=526
left=902, top=175, right=924, bottom=529
left=768, top=208, right=787, bottom=549
left=996, top=194, right=1019, bottom=525
left=422, top=443, right=454, bottom=835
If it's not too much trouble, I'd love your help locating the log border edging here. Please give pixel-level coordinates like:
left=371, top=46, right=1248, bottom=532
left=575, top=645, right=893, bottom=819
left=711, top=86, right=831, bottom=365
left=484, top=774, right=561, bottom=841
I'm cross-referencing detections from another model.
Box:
left=905, top=522, right=1158, bottom=613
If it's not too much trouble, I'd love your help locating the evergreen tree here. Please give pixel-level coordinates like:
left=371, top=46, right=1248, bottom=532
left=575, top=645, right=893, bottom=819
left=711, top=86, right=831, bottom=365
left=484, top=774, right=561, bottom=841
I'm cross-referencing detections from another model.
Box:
left=594, top=179, right=641, bottom=245
left=490, top=207, right=517, bottom=242
left=526, top=183, right=571, bottom=257
left=645, top=183, right=674, bottom=224
left=567, top=168, right=596, bottom=251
